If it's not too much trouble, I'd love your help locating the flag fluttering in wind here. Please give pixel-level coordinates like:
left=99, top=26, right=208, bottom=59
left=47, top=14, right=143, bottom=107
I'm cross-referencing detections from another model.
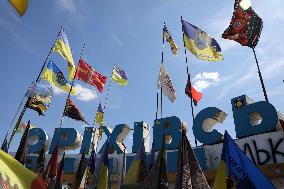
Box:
left=122, top=140, right=147, bottom=186
left=163, top=24, right=178, bottom=54
left=41, top=61, right=76, bottom=94
left=15, top=120, right=31, bottom=165
left=112, top=66, right=128, bottom=86
left=222, top=0, right=263, bottom=48
left=26, top=82, right=54, bottom=100
left=52, top=30, right=75, bottom=81
left=182, top=20, right=223, bottom=62
left=185, top=80, right=202, bottom=106
left=16, top=121, right=36, bottom=134
left=64, top=99, right=88, bottom=124
left=26, top=96, right=50, bottom=116
left=0, top=149, right=46, bottom=189
left=75, top=153, right=88, bottom=188
left=85, top=149, right=97, bottom=186
left=75, top=59, right=108, bottom=93
left=174, top=130, right=210, bottom=189
left=88, top=141, right=109, bottom=189
left=10, top=0, right=28, bottom=16
left=213, top=131, right=276, bottom=189
left=157, top=63, right=176, bottom=103
left=94, top=102, right=104, bottom=126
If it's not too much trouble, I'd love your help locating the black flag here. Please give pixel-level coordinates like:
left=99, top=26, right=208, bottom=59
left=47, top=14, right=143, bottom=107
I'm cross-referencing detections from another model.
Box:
left=15, top=120, right=31, bottom=165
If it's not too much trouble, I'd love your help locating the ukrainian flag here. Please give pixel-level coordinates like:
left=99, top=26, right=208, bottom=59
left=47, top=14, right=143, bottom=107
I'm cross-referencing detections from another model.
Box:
left=182, top=20, right=223, bottom=62
left=52, top=30, right=75, bottom=81
left=41, top=61, right=76, bottom=94
left=213, top=131, right=276, bottom=189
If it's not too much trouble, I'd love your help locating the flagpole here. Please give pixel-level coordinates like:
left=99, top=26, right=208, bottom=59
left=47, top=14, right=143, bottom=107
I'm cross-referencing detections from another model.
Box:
left=59, top=43, right=86, bottom=128
left=181, top=16, right=198, bottom=147
left=7, top=27, right=63, bottom=148
left=252, top=48, right=269, bottom=102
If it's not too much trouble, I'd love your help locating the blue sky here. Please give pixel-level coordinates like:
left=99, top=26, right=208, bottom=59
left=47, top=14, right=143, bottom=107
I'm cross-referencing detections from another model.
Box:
left=1, top=0, right=284, bottom=152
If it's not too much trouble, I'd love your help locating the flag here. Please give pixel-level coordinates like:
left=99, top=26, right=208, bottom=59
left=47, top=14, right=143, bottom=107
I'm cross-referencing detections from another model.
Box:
left=182, top=20, right=223, bottom=62
left=85, top=149, right=97, bottom=186
left=174, top=130, right=209, bottom=189
left=64, top=98, right=88, bottom=124
left=75, top=59, right=108, bottom=93
left=41, top=60, right=76, bottom=94
left=54, top=152, right=65, bottom=189
left=26, top=82, right=54, bottom=99
left=10, top=0, right=28, bottom=16
left=75, top=153, right=88, bottom=189
left=111, top=66, right=128, bottom=86
left=185, top=80, right=202, bottom=106
left=15, top=120, right=31, bottom=165
left=1, top=138, right=8, bottom=153
left=94, top=102, right=104, bottom=126
left=16, top=121, right=36, bottom=134
left=88, top=141, right=109, bottom=189
left=35, top=145, right=45, bottom=178
left=52, top=30, right=75, bottom=81
left=222, top=0, right=263, bottom=48
left=43, top=144, right=58, bottom=187
left=157, top=63, right=176, bottom=103
left=213, top=131, right=276, bottom=189
left=149, top=142, right=156, bottom=171
left=122, top=140, right=147, bottom=185
left=149, top=135, right=168, bottom=189
left=163, top=24, right=178, bottom=54
left=0, top=149, right=46, bottom=189
left=27, top=96, right=50, bottom=116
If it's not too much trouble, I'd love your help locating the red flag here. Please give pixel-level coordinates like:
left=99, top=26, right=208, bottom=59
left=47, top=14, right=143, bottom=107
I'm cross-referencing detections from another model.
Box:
left=54, top=152, right=65, bottom=188
left=75, top=59, right=107, bottom=93
left=185, top=81, right=202, bottom=105
left=43, top=144, right=58, bottom=186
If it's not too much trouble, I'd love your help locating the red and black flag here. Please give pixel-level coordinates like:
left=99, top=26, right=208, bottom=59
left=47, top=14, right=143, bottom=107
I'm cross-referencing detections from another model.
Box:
left=185, top=80, right=202, bottom=106
left=43, top=144, right=58, bottom=187
left=75, top=59, right=107, bottom=93
left=64, top=98, right=88, bottom=124
left=15, top=120, right=31, bottom=165
left=222, top=0, right=263, bottom=48
left=35, top=145, right=45, bottom=178
left=54, top=152, right=65, bottom=189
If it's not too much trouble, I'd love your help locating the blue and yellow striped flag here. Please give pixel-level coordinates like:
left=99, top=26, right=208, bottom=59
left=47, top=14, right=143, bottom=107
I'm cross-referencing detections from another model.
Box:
left=41, top=61, right=76, bottom=94
left=111, top=66, right=128, bottom=86
left=182, top=20, right=223, bottom=62
left=52, top=30, right=75, bottom=81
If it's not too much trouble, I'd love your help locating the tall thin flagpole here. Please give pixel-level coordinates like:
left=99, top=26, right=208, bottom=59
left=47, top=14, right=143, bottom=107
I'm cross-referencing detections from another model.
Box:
left=7, top=27, right=63, bottom=148
left=252, top=48, right=269, bottom=102
left=181, top=16, right=198, bottom=147
left=59, top=43, right=86, bottom=128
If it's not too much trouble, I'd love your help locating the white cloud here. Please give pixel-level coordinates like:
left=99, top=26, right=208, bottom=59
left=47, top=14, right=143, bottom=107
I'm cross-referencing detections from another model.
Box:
left=56, top=0, right=76, bottom=12
left=74, top=84, right=98, bottom=101
left=193, top=72, right=220, bottom=92
left=51, top=84, right=98, bottom=101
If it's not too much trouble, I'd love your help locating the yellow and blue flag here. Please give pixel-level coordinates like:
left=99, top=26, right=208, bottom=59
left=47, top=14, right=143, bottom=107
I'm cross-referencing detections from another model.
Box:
left=94, top=102, right=104, bottom=126
left=52, top=30, right=75, bottom=81
left=123, top=140, right=147, bottom=185
left=213, top=131, right=276, bottom=189
left=111, top=66, right=128, bottom=86
left=163, top=24, right=178, bottom=54
left=182, top=20, right=224, bottom=62
left=89, top=141, right=109, bottom=189
left=41, top=61, right=76, bottom=94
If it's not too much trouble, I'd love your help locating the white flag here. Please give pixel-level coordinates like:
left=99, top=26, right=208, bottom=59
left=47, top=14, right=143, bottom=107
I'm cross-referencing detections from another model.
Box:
left=157, top=64, right=176, bottom=102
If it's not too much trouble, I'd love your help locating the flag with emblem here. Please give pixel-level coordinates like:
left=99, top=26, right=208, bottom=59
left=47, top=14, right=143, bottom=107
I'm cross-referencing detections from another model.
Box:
left=94, top=102, right=104, bottom=126
left=41, top=60, right=76, bottom=94
left=222, top=0, right=263, bottom=48
left=111, top=66, right=128, bottom=86
left=64, top=98, right=88, bottom=124
left=52, top=30, right=75, bottom=81
left=75, top=59, right=108, bottom=93
left=26, top=82, right=54, bottom=100
left=163, top=23, right=178, bottom=54
left=0, top=149, right=46, bottom=189
left=157, top=63, right=176, bottom=103
left=182, top=20, right=223, bottom=62
left=26, top=96, right=50, bottom=116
